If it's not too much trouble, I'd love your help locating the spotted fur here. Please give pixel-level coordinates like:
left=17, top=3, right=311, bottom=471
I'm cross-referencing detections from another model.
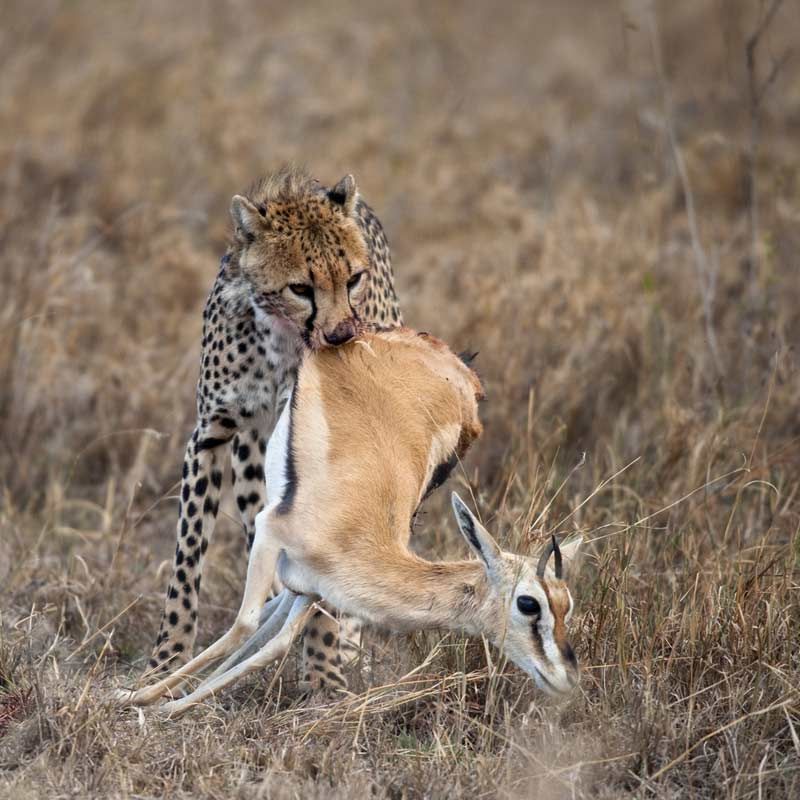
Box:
left=148, top=167, right=401, bottom=690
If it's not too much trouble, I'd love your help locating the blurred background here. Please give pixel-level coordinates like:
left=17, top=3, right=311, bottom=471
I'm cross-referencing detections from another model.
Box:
left=1, top=1, right=799, bottom=797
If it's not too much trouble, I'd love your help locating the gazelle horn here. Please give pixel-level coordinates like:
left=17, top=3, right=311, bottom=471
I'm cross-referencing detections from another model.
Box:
left=536, top=535, right=562, bottom=579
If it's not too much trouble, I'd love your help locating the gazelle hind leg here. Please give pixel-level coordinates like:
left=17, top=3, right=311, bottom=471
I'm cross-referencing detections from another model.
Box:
left=205, top=591, right=293, bottom=680
left=118, top=504, right=282, bottom=707
left=118, top=602, right=277, bottom=707
left=162, top=593, right=313, bottom=717
left=231, top=428, right=268, bottom=553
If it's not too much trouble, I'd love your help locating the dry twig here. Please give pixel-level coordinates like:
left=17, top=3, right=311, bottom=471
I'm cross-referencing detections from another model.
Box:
left=646, top=2, right=724, bottom=382
left=745, top=0, right=791, bottom=295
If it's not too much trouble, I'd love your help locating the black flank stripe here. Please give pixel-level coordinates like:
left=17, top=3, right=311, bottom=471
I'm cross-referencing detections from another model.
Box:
left=423, top=452, right=458, bottom=501
left=276, top=387, right=298, bottom=515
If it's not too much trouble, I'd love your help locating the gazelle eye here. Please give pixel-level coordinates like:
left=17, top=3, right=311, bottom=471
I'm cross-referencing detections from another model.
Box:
left=347, top=271, right=366, bottom=291
left=517, top=595, right=541, bottom=615
left=289, top=283, right=314, bottom=298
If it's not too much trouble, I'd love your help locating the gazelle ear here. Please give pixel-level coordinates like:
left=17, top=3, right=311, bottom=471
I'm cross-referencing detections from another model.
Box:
left=451, top=492, right=502, bottom=574
left=328, top=174, right=359, bottom=215
left=558, top=536, right=583, bottom=580
left=230, top=194, right=268, bottom=242
left=558, top=536, right=583, bottom=563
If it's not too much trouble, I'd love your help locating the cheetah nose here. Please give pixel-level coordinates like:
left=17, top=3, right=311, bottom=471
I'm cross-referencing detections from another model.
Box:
left=324, top=321, right=355, bottom=346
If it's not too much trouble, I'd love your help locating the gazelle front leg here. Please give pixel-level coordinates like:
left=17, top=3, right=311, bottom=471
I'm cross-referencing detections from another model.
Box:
left=118, top=505, right=283, bottom=707
left=162, top=592, right=314, bottom=717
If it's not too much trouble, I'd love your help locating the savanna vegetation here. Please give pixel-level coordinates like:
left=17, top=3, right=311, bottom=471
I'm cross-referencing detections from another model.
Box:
left=1, top=1, right=799, bottom=797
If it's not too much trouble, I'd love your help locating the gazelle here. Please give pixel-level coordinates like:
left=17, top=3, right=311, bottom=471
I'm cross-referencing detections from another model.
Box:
left=118, top=327, right=582, bottom=715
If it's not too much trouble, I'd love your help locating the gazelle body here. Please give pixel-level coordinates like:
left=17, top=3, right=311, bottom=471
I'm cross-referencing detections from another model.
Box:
left=119, top=327, right=582, bottom=714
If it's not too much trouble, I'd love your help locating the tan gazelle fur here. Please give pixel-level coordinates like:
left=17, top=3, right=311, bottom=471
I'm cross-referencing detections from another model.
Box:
left=117, top=327, right=582, bottom=715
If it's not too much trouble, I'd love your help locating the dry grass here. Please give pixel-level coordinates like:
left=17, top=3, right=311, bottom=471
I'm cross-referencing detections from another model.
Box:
left=1, top=1, right=799, bottom=797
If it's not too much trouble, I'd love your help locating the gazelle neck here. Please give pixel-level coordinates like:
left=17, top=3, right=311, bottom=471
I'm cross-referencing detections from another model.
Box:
left=332, top=548, right=493, bottom=635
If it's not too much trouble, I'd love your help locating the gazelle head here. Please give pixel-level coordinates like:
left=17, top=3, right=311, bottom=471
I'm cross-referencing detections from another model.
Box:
left=451, top=493, right=582, bottom=695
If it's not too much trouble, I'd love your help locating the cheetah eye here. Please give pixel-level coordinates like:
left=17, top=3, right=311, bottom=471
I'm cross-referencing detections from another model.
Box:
left=347, top=271, right=366, bottom=291
left=517, top=595, right=541, bottom=616
left=289, top=283, right=314, bottom=298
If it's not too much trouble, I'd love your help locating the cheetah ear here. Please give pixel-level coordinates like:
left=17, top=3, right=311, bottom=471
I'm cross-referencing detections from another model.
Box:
left=328, top=174, right=359, bottom=215
left=230, top=195, right=268, bottom=242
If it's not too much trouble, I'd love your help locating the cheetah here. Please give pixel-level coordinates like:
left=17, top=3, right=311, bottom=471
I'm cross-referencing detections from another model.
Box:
left=148, top=167, right=401, bottom=693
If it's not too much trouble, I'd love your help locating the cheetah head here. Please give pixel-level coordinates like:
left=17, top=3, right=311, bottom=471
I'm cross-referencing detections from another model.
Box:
left=230, top=173, right=373, bottom=350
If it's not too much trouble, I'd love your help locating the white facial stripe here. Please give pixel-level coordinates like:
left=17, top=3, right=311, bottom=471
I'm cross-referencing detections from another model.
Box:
left=514, top=580, right=572, bottom=670
left=528, top=586, right=555, bottom=665
left=541, top=619, right=562, bottom=668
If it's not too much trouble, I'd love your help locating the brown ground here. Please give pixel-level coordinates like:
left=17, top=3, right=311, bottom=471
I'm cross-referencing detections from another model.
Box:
left=1, top=1, right=799, bottom=797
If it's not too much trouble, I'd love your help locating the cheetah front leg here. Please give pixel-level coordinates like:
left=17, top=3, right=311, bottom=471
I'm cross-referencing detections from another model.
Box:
left=231, top=428, right=268, bottom=554
left=147, top=425, right=227, bottom=675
